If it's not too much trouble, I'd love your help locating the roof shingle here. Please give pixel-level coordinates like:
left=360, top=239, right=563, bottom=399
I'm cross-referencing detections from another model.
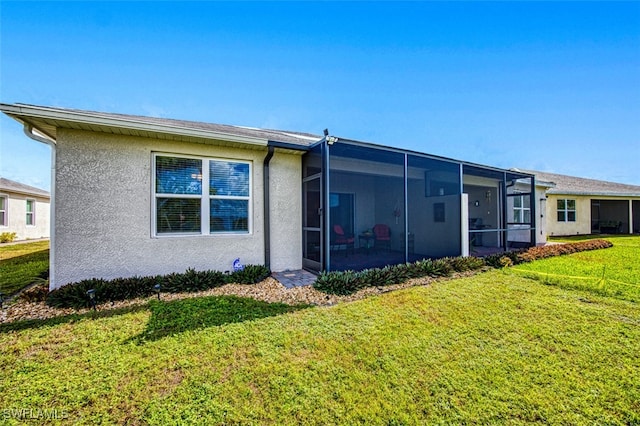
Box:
left=0, top=177, right=50, bottom=198
left=524, top=170, right=640, bottom=197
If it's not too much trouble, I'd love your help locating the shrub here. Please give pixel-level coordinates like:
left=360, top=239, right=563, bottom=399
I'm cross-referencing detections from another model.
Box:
left=431, top=258, right=454, bottom=277
left=46, top=265, right=270, bottom=309
left=484, top=240, right=613, bottom=268
left=314, top=270, right=362, bottom=295
left=445, top=256, right=486, bottom=272
left=0, top=232, right=17, bottom=243
left=228, top=264, right=271, bottom=284
left=485, top=250, right=523, bottom=268
left=314, top=256, right=486, bottom=295
left=516, top=239, right=612, bottom=263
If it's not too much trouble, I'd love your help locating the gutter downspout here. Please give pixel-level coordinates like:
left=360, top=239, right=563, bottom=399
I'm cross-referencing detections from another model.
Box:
left=23, top=124, right=57, bottom=290
left=263, top=145, right=275, bottom=270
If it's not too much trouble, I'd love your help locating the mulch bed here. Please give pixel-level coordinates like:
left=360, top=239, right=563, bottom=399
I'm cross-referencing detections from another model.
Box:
left=0, top=272, right=478, bottom=324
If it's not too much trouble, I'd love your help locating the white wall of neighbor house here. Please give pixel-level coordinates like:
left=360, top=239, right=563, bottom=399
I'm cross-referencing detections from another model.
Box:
left=52, top=128, right=302, bottom=289
left=0, top=192, right=50, bottom=240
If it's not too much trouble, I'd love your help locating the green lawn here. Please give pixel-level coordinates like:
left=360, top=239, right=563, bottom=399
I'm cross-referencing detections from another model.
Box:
left=0, top=240, right=49, bottom=295
left=513, top=235, right=640, bottom=302
left=1, top=268, right=638, bottom=424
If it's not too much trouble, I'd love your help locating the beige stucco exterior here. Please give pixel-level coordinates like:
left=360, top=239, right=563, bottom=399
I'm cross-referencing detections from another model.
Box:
left=53, top=128, right=302, bottom=289
left=0, top=190, right=50, bottom=241
left=544, top=194, right=592, bottom=237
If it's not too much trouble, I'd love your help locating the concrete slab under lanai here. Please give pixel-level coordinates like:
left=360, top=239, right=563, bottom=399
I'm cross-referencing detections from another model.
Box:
left=272, top=270, right=317, bottom=289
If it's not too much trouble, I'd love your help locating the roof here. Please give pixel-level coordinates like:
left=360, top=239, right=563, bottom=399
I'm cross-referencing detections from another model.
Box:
left=522, top=169, right=640, bottom=197
left=0, top=103, right=534, bottom=179
left=0, top=103, right=321, bottom=150
left=0, top=177, right=50, bottom=199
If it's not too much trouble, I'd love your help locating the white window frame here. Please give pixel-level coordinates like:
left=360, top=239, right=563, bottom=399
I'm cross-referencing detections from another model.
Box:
left=26, top=199, right=36, bottom=226
left=557, top=198, right=576, bottom=222
left=0, top=195, right=7, bottom=227
left=152, top=153, right=252, bottom=237
left=512, top=195, right=531, bottom=224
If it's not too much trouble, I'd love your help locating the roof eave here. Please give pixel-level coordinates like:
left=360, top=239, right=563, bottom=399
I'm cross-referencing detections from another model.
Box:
left=0, top=103, right=269, bottom=147
left=547, top=190, right=640, bottom=197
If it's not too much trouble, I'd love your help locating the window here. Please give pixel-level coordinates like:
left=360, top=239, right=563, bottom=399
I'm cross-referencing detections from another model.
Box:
left=557, top=199, right=576, bottom=222
left=26, top=199, right=36, bottom=226
left=0, top=196, right=6, bottom=226
left=25, top=199, right=36, bottom=226
left=513, top=195, right=531, bottom=224
left=154, top=154, right=251, bottom=235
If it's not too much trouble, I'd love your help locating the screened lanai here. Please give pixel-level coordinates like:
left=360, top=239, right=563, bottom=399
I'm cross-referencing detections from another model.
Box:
left=302, top=138, right=535, bottom=273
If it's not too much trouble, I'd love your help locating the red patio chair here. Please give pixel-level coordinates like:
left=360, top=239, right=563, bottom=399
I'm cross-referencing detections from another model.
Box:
left=332, top=224, right=355, bottom=256
left=373, top=224, right=391, bottom=251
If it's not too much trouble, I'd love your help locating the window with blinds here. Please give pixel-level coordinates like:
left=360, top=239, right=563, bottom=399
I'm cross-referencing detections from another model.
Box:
left=154, top=154, right=251, bottom=235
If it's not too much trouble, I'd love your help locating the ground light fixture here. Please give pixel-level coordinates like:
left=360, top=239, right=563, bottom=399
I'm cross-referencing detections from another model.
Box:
left=153, top=283, right=161, bottom=300
left=0, top=292, right=5, bottom=309
left=86, top=289, right=97, bottom=310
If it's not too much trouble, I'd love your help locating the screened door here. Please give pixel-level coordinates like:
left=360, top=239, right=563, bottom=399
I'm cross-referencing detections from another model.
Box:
left=303, top=175, right=323, bottom=272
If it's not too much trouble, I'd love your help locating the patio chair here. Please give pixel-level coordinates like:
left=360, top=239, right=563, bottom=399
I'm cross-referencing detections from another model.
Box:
left=331, top=224, right=355, bottom=256
left=373, top=224, right=391, bottom=251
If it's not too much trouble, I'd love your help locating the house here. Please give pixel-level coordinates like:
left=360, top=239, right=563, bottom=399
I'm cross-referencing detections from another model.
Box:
left=520, top=170, right=640, bottom=237
left=1, top=103, right=538, bottom=290
left=0, top=177, right=50, bottom=241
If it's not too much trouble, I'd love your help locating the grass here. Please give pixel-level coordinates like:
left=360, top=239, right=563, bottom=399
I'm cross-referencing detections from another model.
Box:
left=0, top=240, right=49, bottom=295
left=1, top=269, right=639, bottom=424
left=513, top=235, right=640, bottom=302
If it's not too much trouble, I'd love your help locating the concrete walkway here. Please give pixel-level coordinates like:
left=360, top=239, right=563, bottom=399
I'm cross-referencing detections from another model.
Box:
left=0, top=238, right=49, bottom=247
left=272, top=270, right=317, bottom=289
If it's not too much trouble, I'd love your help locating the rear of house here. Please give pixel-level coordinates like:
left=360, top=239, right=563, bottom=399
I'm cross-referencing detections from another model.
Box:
left=1, top=103, right=538, bottom=290
left=0, top=177, right=50, bottom=241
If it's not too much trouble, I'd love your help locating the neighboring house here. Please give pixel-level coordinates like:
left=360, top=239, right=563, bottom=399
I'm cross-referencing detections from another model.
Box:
left=1, top=103, right=538, bottom=290
left=520, top=170, right=640, bottom=237
left=0, top=177, right=50, bottom=241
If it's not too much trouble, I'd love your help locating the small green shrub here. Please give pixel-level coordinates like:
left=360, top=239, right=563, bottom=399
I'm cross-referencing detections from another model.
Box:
left=228, top=264, right=271, bottom=284
left=314, top=270, right=362, bottom=295
left=445, top=256, right=485, bottom=272
left=485, top=250, right=523, bottom=268
left=431, top=258, right=453, bottom=277
left=0, top=232, right=17, bottom=243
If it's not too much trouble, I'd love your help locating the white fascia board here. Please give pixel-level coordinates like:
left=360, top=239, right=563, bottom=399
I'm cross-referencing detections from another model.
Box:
left=0, top=103, right=269, bottom=147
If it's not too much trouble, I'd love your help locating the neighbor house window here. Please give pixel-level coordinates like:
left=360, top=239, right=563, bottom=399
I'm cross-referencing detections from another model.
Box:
left=0, top=196, right=7, bottom=226
left=26, top=199, right=35, bottom=226
left=513, top=195, right=531, bottom=224
left=557, top=199, right=576, bottom=222
left=154, top=154, right=251, bottom=235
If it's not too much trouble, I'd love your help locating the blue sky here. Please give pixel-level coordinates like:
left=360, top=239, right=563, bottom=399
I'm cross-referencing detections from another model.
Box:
left=1, top=1, right=639, bottom=191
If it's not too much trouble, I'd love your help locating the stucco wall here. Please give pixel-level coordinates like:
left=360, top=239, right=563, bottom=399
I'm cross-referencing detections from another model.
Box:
left=268, top=152, right=303, bottom=272
left=53, top=128, right=302, bottom=288
left=534, top=185, right=548, bottom=244
left=0, top=192, right=50, bottom=240
left=545, top=195, right=591, bottom=236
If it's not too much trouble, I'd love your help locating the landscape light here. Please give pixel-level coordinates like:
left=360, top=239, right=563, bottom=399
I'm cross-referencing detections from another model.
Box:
left=153, top=283, right=161, bottom=300
left=0, top=292, right=5, bottom=309
left=86, top=289, right=96, bottom=311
